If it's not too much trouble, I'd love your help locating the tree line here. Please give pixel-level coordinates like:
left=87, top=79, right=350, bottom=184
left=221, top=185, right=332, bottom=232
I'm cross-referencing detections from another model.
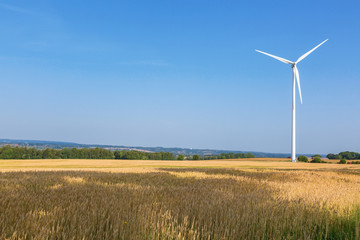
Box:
left=179, top=152, right=255, bottom=160
left=203, top=152, right=255, bottom=159
left=113, top=150, right=174, bottom=160
left=0, top=145, right=256, bottom=160
left=0, top=145, right=174, bottom=160
left=327, top=151, right=360, bottom=160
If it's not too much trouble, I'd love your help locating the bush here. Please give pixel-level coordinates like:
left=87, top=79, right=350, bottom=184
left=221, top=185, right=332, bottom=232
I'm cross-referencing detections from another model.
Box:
left=297, top=156, right=308, bottom=162
left=311, top=157, right=322, bottom=163
left=192, top=155, right=200, bottom=160
left=339, top=159, right=347, bottom=164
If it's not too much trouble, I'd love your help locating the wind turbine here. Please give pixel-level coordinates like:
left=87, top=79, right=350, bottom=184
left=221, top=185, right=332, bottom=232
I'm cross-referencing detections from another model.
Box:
left=256, top=39, right=328, bottom=162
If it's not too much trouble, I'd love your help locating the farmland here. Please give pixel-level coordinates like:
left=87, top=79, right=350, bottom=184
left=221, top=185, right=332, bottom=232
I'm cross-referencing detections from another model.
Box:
left=1, top=159, right=360, bottom=239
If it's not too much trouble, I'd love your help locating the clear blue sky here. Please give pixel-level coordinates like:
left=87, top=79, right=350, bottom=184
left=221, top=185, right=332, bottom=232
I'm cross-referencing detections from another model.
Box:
left=1, top=0, right=359, bottom=154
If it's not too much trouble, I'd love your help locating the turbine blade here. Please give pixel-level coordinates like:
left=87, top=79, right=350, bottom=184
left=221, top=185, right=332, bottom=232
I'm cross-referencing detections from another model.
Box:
left=296, top=39, right=328, bottom=63
left=294, top=66, right=303, bottom=104
left=255, top=50, right=293, bottom=65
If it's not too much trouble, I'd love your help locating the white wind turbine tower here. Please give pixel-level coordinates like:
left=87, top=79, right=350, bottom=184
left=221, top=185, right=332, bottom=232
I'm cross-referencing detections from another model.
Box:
left=256, top=39, right=328, bottom=162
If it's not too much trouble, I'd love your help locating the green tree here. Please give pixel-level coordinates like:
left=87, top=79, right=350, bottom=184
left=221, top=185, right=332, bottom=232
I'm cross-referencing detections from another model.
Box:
left=61, top=148, right=71, bottom=159
left=311, top=157, right=322, bottom=163
left=177, top=154, right=185, bottom=160
left=339, top=151, right=360, bottom=160
left=297, top=155, right=308, bottom=162
left=42, top=149, right=57, bottom=159
left=339, top=159, right=347, bottom=164
left=0, top=145, right=14, bottom=159
left=245, top=153, right=255, bottom=158
left=192, top=154, right=200, bottom=160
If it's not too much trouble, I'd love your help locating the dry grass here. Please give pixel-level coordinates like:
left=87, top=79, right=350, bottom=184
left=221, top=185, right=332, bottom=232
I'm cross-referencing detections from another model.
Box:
left=0, top=160, right=360, bottom=239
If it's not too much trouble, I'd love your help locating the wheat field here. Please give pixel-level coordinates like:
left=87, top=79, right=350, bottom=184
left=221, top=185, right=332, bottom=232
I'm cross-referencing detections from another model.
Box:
left=1, top=159, right=360, bottom=239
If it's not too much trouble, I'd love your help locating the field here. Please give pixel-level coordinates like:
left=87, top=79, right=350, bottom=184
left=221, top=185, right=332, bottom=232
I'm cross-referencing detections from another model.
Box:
left=1, top=159, right=360, bottom=239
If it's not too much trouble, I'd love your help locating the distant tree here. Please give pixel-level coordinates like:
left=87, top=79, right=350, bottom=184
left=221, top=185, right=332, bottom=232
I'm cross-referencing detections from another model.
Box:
left=192, top=155, right=200, bottom=160
left=312, top=154, right=322, bottom=158
left=12, top=147, right=23, bottom=159
left=161, top=151, right=174, bottom=160
left=177, top=154, right=185, bottom=160
left=339, top=159, right=347, bottom=164
left=27, top=147, right=39, bottom=159
left=326, top=153, right=342, bottom=159
left=55, top=150, right=62, bottom=159
left=114, top=150, right=121, bottom=159
left=245, top=153, right=255, bottom=158
left=42, top=148, right=57, bottom=159
left=70, top=148, right=80, bottom=159
left=339, top=151, right=360, bottom=160
left=311, top=157, right=322, bottom=163
left=61, top=148, right=71, bottom=159
left=297, top=155, right=308, bottom=162
left=0, top=145, right=14, bottom=159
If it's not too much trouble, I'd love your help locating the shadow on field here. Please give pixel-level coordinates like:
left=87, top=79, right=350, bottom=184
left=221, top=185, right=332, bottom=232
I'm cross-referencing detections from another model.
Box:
left=158, top=167, right=360, bottom=181
left=158, top=167, right=306, bottom=183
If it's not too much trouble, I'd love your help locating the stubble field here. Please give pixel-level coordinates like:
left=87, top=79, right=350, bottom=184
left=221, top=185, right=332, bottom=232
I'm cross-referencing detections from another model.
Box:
left=1, top=159, right=359, bottom=239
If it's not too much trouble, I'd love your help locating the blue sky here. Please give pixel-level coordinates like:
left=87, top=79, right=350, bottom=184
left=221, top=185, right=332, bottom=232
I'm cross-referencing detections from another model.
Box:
left=0, top=0, right=359, bottom=154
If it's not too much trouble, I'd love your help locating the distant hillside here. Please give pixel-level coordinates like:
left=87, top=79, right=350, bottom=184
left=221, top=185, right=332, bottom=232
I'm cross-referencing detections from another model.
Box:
left=0, top=138, right=312, bottom=158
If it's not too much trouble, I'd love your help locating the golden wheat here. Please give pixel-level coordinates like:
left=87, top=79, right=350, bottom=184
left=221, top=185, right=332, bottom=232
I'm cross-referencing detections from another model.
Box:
left=0, top=165, right=359, bottom=239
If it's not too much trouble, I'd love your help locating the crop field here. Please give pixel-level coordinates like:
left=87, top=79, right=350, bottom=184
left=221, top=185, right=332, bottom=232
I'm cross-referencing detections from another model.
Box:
left=1, top=159, right=360, bottom=239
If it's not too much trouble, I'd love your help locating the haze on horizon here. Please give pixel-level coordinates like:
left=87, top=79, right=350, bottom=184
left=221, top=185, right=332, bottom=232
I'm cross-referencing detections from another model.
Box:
left=0, top=0, right=359, bottom=154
